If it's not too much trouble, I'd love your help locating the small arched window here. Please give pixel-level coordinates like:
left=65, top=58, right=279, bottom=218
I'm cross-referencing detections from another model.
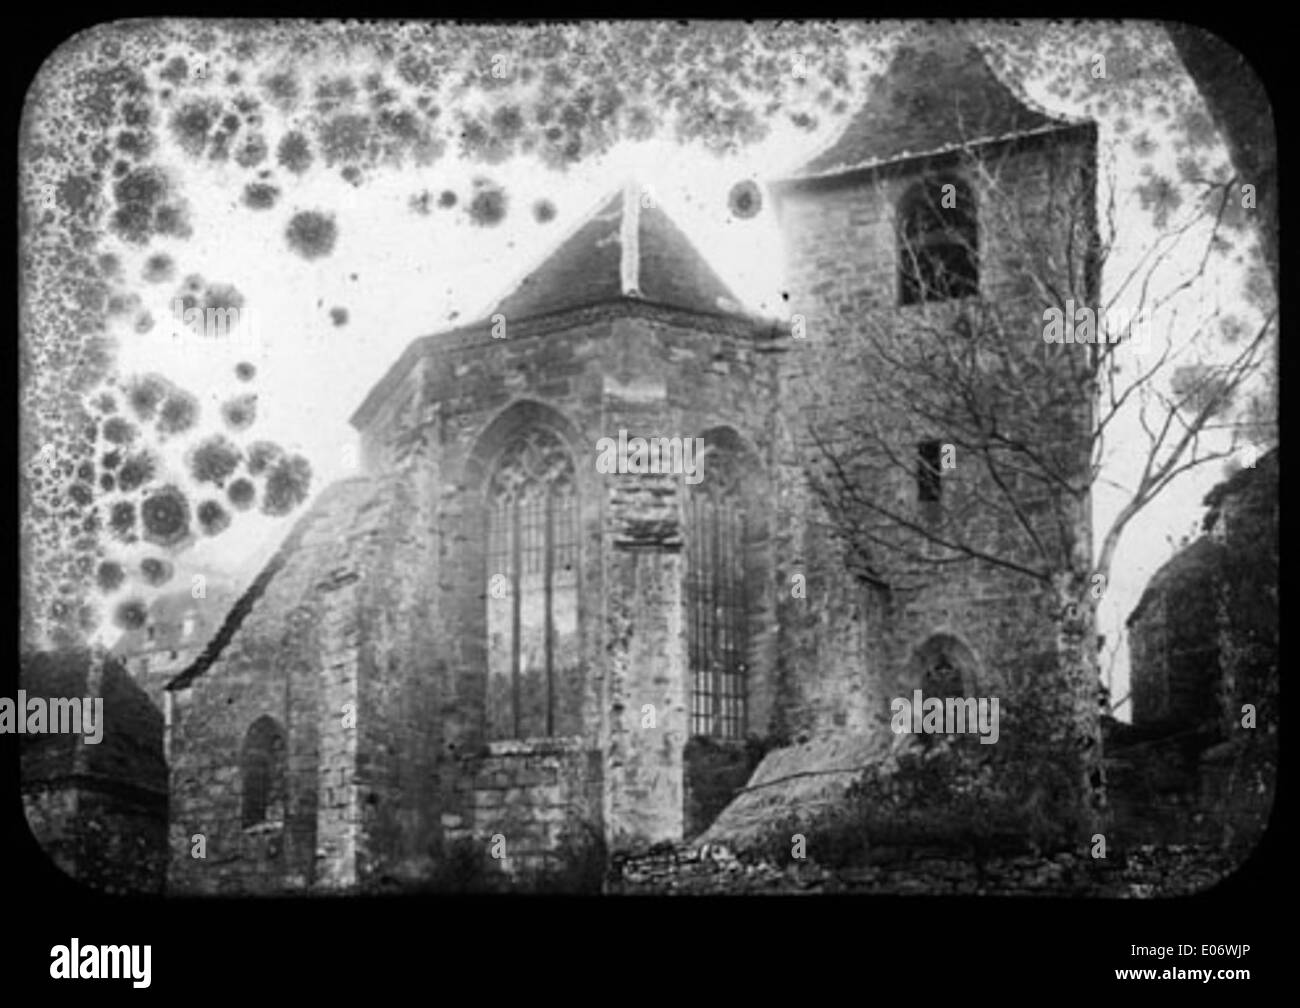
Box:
left=912, top=634, right=978, bottom=698
left=898, top=177, right=979, bottom=305
left=241, top=716, right=286, bottom=827
left=923, top=654, right=964, bottom=698
left=686, top=437, right=751, bottom=740
left=485, top=426, right=580, bottom=740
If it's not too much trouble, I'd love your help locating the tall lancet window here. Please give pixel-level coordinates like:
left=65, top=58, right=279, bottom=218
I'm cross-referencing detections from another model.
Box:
left=687, top=445, right=750, bottom=740
left=241, top=716, right=286, bottom=828
left=485, top=427, right=580, bottom=740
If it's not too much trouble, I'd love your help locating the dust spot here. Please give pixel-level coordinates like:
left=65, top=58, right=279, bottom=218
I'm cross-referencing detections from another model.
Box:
left=141, top=485, right=191, bottom=546
left=227, top=477, right=256, bottom=511
left=170, top=98, right=222, bottom=158
left=116, top=450, right=156, bottom=492
left=728, top=180, right=762, bottom=219
left=245, top=440, right=284, bottom=476
left=262, top=70, right=299, bottom=109
left=157, top=388, right=199, bottom=436
left=142, top=253, right=175, bottom=283
left=196, top=499, right=231, bottom=536
left=110, top=165, right=170, bottom=244
left=140, top=557, right=175, bottom=587
left=319, top=113, right=372, bottom=166
left=108, top=500, right=137, bottom=540
left=101, top=416, right=138, bottom=446
left=262, top=453, right=312, bottom=516
left=159, top=57, right=188, bottom=85
left=203, top=283, right=244, bottom=314
left=276, top=131, right=313, bottom=174
left=114, top=598, right=149, bottom=631
left=533, top=198, right=557, bottom=223
left=125, top=373, right=169, bottom=420
left=235, top=132, right=268, bottom=168
left=187, top=434, right=242, bottom=486
left=96, top=561, right=125, bottom=592
left=221, top=392, right=257, bottom=431
left=243, top=182, right=280, bottom=209
left=285, top=210, right=337, bottom=260
left=467, top=178, right=507, bottom=227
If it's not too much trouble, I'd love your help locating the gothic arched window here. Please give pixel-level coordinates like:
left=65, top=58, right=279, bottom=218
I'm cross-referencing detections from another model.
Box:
left=922, top=654, right=964, bottom=697
left=686, top=442, right=750, bottom=740
left=485, top=427, right=580, bottom=740
left=241, top=716, right=286, bottom=827
left=912, top=634, right=976, bottom=698
left=898, top=177, right=979, bottom=305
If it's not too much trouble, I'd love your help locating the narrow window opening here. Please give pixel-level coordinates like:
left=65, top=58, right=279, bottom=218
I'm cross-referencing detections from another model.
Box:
left=917, top=439, right=943, bottom=503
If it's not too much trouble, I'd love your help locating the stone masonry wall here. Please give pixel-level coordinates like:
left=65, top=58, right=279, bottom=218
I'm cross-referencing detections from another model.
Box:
left=768, top=130, right=1097, bottom=754
left=166, top=471, right=438, bottom=895
left=356, top=301, right=782, bottom=857
left=21, top=651, right=167, bottom=895
left=443, top=738, right=602, bottom=876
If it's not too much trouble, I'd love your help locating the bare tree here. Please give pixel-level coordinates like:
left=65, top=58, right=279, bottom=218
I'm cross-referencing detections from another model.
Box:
left=792, top=128, right=1274, bottom=828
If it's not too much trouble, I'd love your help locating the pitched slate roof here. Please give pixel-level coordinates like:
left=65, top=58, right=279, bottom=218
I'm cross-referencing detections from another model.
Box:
left=787, top=36, right=1078, bottom=181
left=491, top=183, right=749, bottom=322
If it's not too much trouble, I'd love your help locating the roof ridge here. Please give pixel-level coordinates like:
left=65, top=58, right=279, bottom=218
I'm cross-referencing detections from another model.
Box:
left=164, top=475, right=374, bottom=691
left=485, top=183, right=625, bottom=321
left=620, top=178, right=640, bottom=297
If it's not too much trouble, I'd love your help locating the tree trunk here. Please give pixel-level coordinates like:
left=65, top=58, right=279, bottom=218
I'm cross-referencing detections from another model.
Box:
left=1052, top=568, right=1106, bottom=837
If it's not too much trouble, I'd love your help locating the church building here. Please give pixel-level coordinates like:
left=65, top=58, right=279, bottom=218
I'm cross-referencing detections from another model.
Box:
left=165, top=37, right=1098, bottom=893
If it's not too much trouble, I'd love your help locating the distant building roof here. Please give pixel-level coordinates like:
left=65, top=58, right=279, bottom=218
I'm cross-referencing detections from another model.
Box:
left=1202, top=445, right=1278, bottom=533
left=783, top=36, right=1081, bottom=182
left=491, top=182, right=752, bottom=323
left=111, top=582, right=238, bottom=658
left=1126, top=536, right=1225, bottom=628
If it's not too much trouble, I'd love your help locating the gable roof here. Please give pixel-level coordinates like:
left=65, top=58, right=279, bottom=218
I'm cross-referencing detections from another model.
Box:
left=785, top=35, right=1079, bottom=182
left=349, top=181, right=764, bottom=431
left=491, top=182, right=750, bottom=322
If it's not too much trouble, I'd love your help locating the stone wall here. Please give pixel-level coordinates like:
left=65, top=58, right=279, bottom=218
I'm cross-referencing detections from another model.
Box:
left=443, top=738, right=602, bottom=876
left=166, top=469, right=442, bottom=895
left=21, top=651, right=167, bottom=895
left=764, top=126, right=1101, bottom=832
left=1111, top=452, right=1277, bottom=856
left=607, top=840, right=1240, bottom=897
left=356, top=301, right=783, bottom=857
